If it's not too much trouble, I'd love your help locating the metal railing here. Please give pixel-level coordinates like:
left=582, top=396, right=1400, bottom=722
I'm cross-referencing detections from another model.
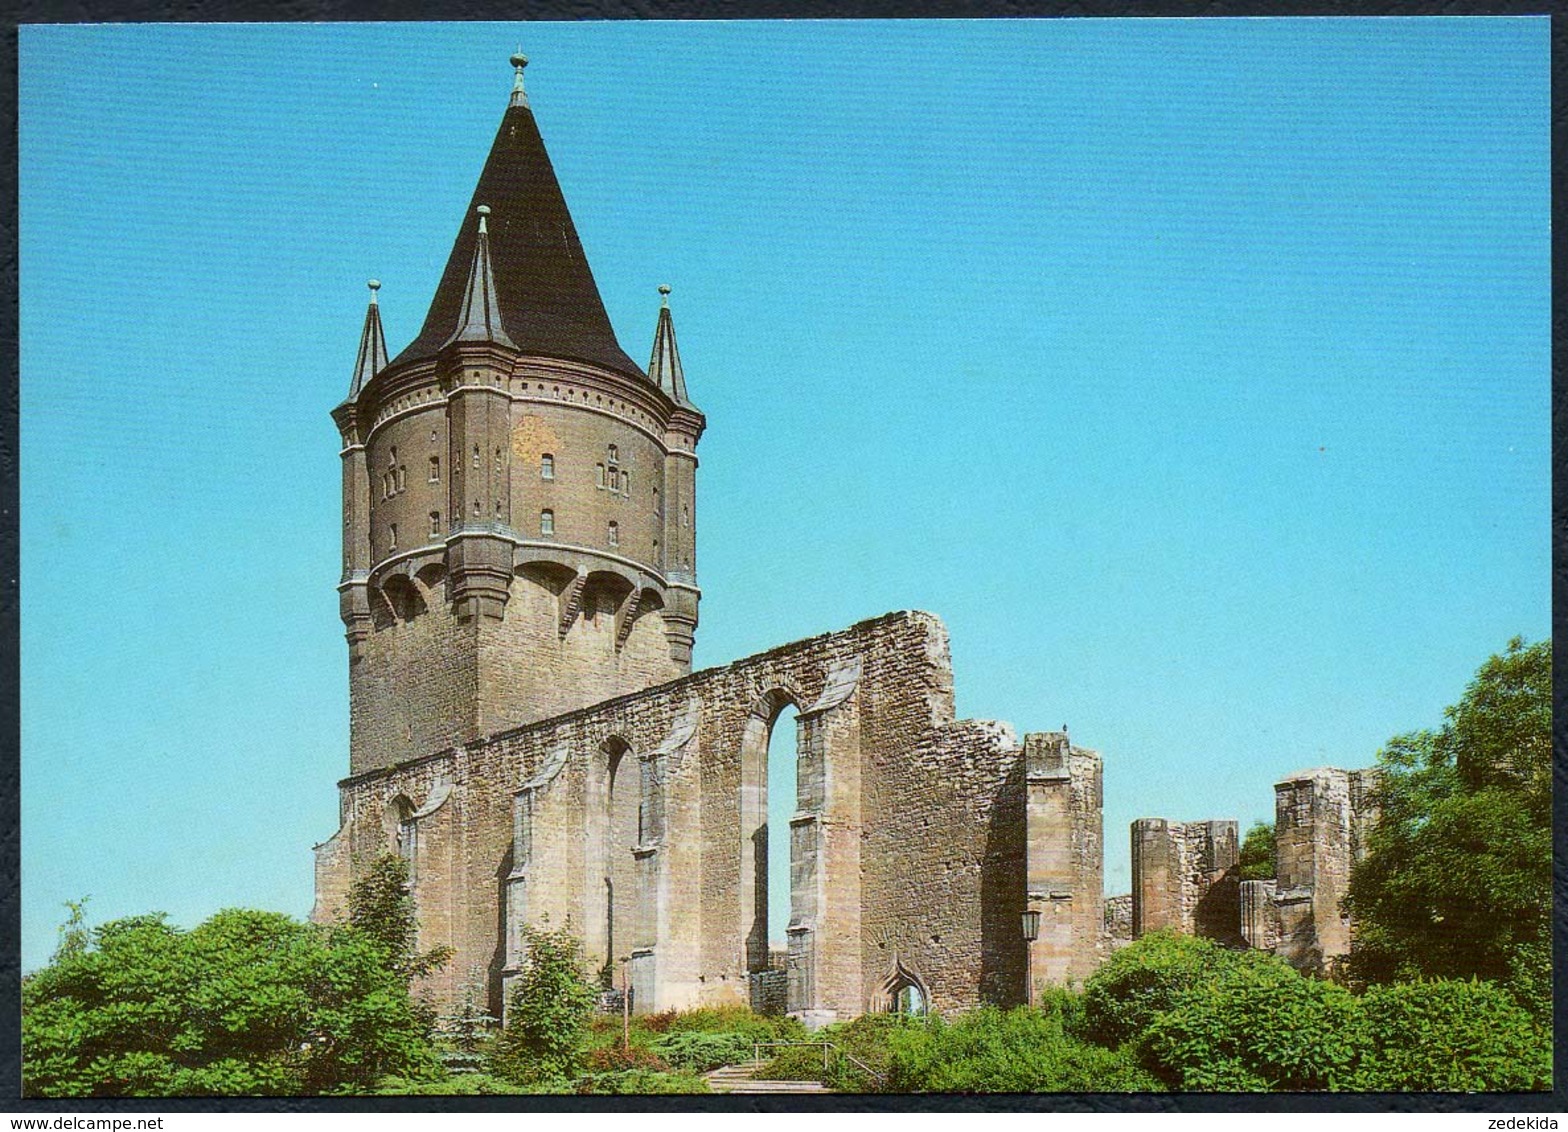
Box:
left=749, top=1040, right=887, bottom=1089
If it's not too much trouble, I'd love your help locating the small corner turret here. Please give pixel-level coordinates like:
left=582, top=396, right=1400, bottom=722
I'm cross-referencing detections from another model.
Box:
left=333, top=279, right=388, bottom=660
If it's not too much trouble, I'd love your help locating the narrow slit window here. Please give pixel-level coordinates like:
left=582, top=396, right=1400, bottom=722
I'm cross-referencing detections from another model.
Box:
left=596, top=464, right=605, bottom=489
left=473, top=500, right=481, bottom=518
left=397, top=466, right=406, bottom=492
left=389, top=522, right=398, bottom=551
left=621, top=471, right=630, bottom=495
left=608, top=520, right=619, bottom=548
left=428, top=456, right=440, bottom=483
left=429, top=511, right=441, bottom=537
left=608, top=444, right=619, bottom=463
left=540, top=509, right=554, bottom=536
left=541, top=454, right=554, bottom=481
left=472, top=444, right=480, bottom=470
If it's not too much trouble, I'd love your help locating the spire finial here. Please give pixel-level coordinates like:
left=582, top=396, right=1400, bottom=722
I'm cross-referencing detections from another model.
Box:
left=510, top=50, right=529, bottom=108
left=368, top=278, right=381, bottom=305
left=659, top=283, right=672, bottom=308
left=476, top=204, right=491, bottom=236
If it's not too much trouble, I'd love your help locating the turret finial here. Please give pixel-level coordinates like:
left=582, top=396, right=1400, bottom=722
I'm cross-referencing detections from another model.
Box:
left=510, top=50, right=529, bottom=108
left=368, top=279, right=381, bottom=304
left=658, top=283, right=671, bottom=308
left=477, top=204, right=491, bottom=236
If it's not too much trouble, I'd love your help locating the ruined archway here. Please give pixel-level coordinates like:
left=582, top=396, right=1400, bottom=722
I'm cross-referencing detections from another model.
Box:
left=738, top=688, right=802, bottom=1011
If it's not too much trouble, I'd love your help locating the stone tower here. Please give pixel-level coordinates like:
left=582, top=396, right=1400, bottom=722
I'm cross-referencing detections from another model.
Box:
left=331, top=56, right=704, bottom=775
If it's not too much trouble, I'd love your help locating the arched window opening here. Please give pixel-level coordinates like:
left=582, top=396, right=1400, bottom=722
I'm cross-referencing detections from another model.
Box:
left=429, top=511, right=441, bottom=537
left=894, top=983, right=927, bottom=1017
left=472, top=500, right=481, bottom=518
left=495, top=447, right=503, bottom=474
left=607, top=444, right=619, bottom=463
left=496, top=500, right=504, bottom=520
left=396, top=465, right=406, bottom=492
left=472, top=444, right=480, bottom=470
left=766, top=703, right=799, bottom=960
left=428, top=456, right=440, bottom=482
left=740, top=692, right=800, bottom=994
left=541, top=454, right=554, bottom=480
left=621, top=471, right=631, bottom=495
left=540, top=509, right=554, bottom=536
left=608, top=521, right=619, bottom=548
left=388, top=522, right=398, bottom=551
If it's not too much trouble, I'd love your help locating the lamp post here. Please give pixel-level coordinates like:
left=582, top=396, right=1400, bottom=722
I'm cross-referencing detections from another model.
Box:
left=1021, top=909, right=1042, bottom=1009
left=620, top=956, right=631, bottom=1054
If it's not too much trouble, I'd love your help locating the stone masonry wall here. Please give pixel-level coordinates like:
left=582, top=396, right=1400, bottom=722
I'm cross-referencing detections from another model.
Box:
left=1130, top=818, right=1239, bottom=943
left=315, top=610, right=1103, bottom=1020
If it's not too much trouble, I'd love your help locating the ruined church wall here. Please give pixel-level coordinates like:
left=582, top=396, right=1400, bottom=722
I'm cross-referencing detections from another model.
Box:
left=316, top=609, right=1101, bottom=1020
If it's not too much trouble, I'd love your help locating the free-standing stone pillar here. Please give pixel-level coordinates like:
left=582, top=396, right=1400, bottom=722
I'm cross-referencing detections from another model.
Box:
left=1024, top=732, right=1104, bottom=992
left=1272, top=766, right=1379, bottom=974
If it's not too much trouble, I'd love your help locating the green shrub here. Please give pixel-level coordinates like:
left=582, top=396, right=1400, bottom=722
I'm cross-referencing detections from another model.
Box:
left=1351, top=980, right=1550, bottom=1092
left=1081, top=932, right=1236, bottom=1049
left=886, top=1006, right=1159, bottom=1093
left=650, top=1030, right=755, bottom=1073
left=575, top=1069, right=710, bottom=1094
left=488, top=924, right=598, bottom=1086
left=662, top=1005, right=806, bottom=1043
left=1142, top=951, right=1363, bottom=1091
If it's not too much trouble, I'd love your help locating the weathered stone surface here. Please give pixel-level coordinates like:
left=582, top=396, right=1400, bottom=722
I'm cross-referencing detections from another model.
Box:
left=315, top=611, right=1105, bottom=1019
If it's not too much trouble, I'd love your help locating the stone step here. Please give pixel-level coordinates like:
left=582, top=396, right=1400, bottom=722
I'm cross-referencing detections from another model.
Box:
left=703, top=1061, right=831, bottom=1095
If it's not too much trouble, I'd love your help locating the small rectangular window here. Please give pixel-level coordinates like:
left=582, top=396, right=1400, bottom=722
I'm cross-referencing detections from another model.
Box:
left=596, top=464, right=605, bottom=489
left=429, top=456, right=440, bottom=483
left=540, top=509, right=554, bottom=536
left=396, top=466, right=406, bottom=492
left=608, top=521, right=619, bottom=548
left=541, top=454, right=554, bottom=481
left=429, top=511, right=440, bottom=537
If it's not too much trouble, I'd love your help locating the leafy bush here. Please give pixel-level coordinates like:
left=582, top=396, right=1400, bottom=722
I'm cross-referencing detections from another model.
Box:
left=1081, top=932, right=1236, bottom=1049
left=1351, top=980, right=1550, bottom=1092
left=886, top=1006, right=1159, bottom=1093
left=488, top=923, right=598, bottom=1087
left=585, top=1044, right=671, bottom=1073
left=22, top=907, right=443, bottom=1097
left=663, top=1004, right=807, bottom=1042
left=1141, top=951, right=1362, bottom=1091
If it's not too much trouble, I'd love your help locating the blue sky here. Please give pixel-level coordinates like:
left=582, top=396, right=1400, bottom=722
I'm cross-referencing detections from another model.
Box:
left=19, top=19, right=1548, bottom=970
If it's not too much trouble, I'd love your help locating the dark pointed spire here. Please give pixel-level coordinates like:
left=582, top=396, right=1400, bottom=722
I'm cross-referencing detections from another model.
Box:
left=648, top=284, right=693, bottom=407
left=443, top=205, right=516, bottom=349
left=348, top=279, right=388, bottom=399
left=390, top=55, right=643, bottom=379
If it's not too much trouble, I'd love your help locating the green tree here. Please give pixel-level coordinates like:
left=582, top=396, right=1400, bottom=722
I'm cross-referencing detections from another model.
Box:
left=1343, top=637, right=1551, bottom=1019
left=490, top=923, right=599, bottom=1086
left=1237, top=821, right=1275, bottom=881
left=343, top=853, right=452, bottom=981
left=22, top=907, right=443, bottom=1097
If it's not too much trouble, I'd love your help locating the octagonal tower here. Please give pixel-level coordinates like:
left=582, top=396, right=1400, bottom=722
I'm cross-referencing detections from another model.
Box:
left=332, top=57, right=704, bottom=775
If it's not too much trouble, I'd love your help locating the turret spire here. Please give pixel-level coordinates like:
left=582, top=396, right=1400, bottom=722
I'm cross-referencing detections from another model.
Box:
left=510, top=51, right=528, bottom=109
left=648, top=284, right=693, bottom=407
left=443, top=205, right=517, bottom=350
left=347, top=279, right=388, bottom=399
